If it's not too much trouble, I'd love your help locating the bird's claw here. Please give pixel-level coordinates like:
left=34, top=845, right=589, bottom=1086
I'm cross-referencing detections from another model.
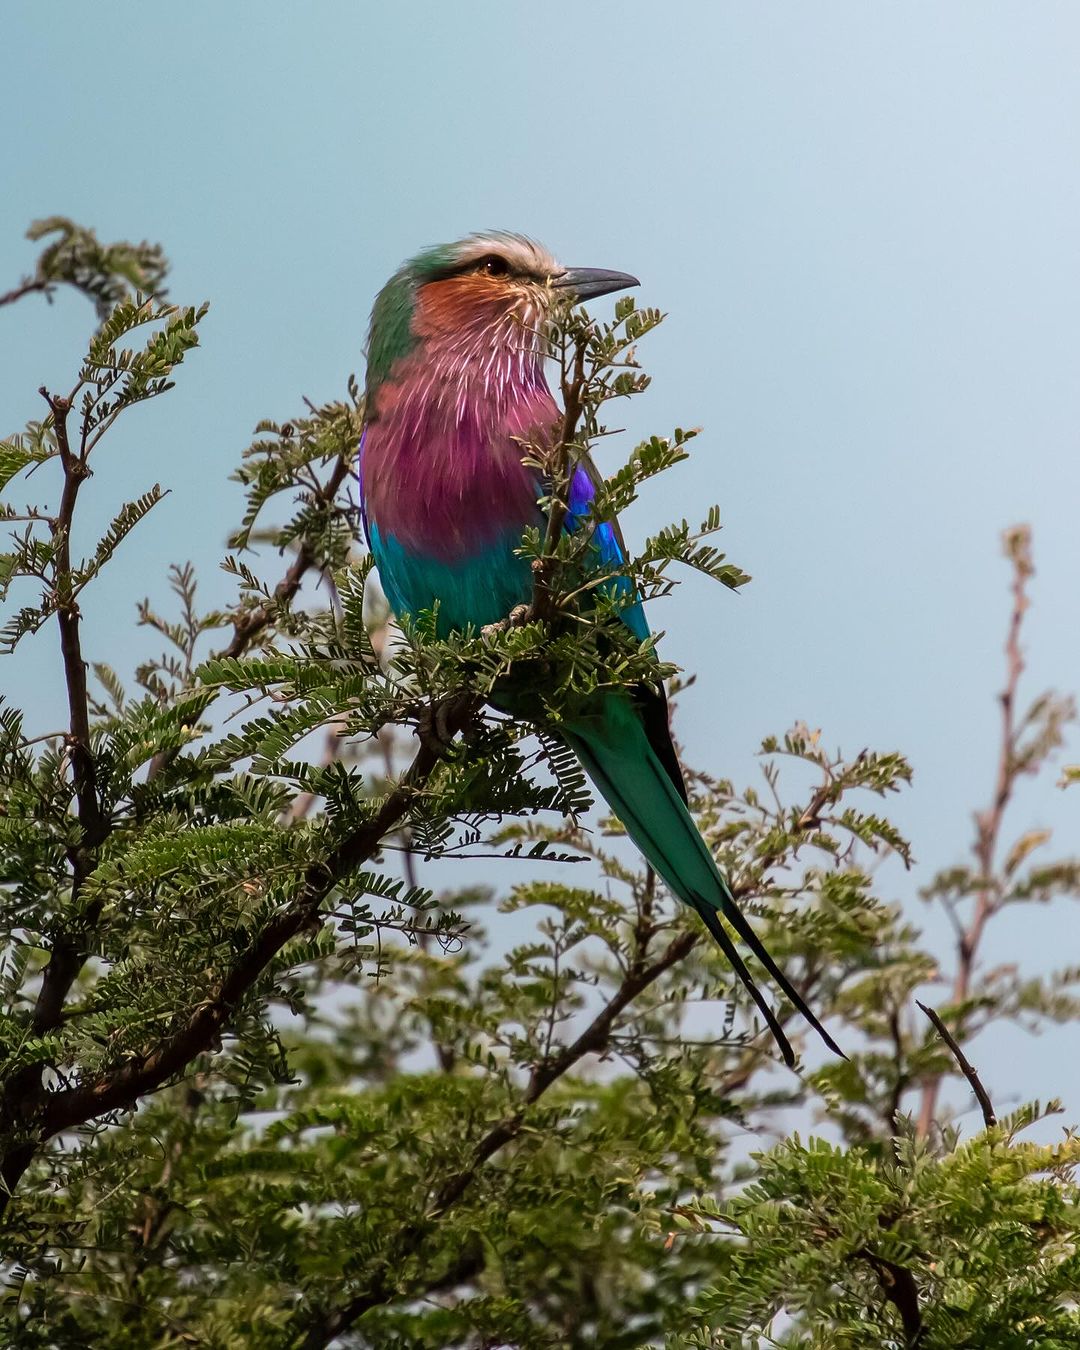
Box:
left=481, top=604, right=532, bottom=639
left=417, top=693, right=477, bottom=756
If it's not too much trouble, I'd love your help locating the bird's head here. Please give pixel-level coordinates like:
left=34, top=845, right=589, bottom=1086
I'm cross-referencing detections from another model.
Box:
left=364, top=231, right=638, bottom=409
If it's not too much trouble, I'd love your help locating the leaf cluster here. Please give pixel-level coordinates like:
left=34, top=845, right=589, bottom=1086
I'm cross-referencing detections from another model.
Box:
left=23, top=216, right=168, bottom=319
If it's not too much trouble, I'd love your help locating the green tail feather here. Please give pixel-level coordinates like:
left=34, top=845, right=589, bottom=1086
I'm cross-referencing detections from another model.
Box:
left=559, top=693, right=842, bottom=1067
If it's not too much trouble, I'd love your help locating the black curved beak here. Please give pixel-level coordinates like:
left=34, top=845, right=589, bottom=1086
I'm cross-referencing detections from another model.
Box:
left=550, top=266, right=640, bottom=301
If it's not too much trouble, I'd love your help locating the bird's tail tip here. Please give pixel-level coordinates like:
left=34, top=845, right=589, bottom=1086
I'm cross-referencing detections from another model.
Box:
left=690, top=893, right=845, bottom=1066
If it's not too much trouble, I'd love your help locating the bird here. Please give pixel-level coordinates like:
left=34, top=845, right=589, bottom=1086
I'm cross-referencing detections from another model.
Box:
left=358, top=231, right=840, bottom=1066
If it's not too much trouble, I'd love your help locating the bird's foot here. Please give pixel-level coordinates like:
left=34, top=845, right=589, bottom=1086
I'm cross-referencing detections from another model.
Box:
left=416, top=692, right=479, bottom=756
left=481, top=604, right=532, bottom=640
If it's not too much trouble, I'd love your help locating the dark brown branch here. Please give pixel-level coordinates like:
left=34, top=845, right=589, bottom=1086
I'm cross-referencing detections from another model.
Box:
left=854, top=1246, right=924, bottom=1347
left=44, top=388, right=100, bottom=836
left=32, top=388, right=107, bottom=1034
left=917, top=1001, right=996, bottom=1129
left=0, top=1143, right=36, bottom=1208
left=1, top=437, right=355, bottom=1208
left=25, top=451, right=352, bottom=1046
left=0, top=447, right=357, bottom=1209
left=884, top=1002, right=912, bottom=1132
left=0, top=278, right=50, bottom=309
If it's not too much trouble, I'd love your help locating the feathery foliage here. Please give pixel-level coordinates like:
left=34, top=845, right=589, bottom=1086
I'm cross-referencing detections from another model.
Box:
left=1, top=221, right=1079, bottom=1348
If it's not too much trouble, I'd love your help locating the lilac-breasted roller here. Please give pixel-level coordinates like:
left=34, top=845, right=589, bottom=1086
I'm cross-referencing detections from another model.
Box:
left=359, top=232, right=839, bottom=1065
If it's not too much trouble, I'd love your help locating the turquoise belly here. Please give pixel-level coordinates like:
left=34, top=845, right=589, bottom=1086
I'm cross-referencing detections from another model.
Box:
left=368, top=523, right=533, bottom=637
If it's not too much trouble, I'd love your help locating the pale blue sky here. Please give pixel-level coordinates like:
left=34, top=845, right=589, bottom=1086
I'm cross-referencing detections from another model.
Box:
left=4, top=4, right=1080, bottom=1120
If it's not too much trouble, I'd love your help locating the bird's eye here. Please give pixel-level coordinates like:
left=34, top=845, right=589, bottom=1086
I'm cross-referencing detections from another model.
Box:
left=480, top=255, right=510, bottom=277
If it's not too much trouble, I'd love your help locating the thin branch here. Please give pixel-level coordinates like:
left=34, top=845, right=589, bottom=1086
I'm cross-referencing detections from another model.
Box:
left=853, top=1245, right=924, bottom=1347
left=145, top=451, right=351, bottom=787
left=0, top=391, right=108, bottom=1202
left=44, top=388, right=98, bottom=824
left=0, top=278, right=51, bottom=309
left=0, top=511, right=58, bottom=526
left=17, top=730, right=69, bottom=749
left=917, top=1001, right=996, bottom=1129
left=885, top=1001, right=912, bottom=1132
left=222, top=454, right=351, bottom=662
left=476, top=330, right=590, bottom=640
left=0, top=456, right=406, bottom=1211
left=918, top=527, right=1031, bottom=1137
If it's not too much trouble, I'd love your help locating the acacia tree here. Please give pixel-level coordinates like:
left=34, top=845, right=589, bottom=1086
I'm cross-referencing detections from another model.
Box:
left=2, top=221, right=1079, bottom=1349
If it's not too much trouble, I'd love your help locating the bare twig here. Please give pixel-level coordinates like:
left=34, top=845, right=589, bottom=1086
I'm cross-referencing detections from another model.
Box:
left=917, top=526, right=1030, bottom=1137
left=917, top=1001, right=996, bottom=1129
left=885, top=1000, right=912, bottom=1132
left=0, top=278, right=50, bottom=309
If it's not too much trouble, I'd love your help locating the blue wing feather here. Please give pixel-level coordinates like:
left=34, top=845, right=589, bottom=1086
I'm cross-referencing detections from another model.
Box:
left=359, top=431, right=647, bottom=640
left=565, top=461, right=649, bottom=641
